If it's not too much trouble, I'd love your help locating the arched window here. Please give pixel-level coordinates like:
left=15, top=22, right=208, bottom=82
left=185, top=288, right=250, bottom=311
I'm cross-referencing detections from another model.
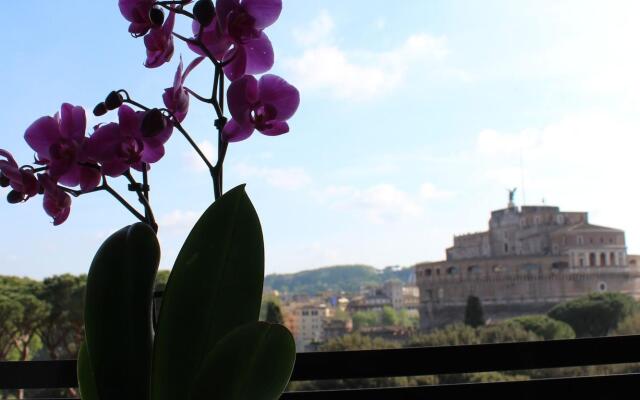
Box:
left=589, top=253, right=597, bottom=266
left=610, top=252, right=616, bottom=266
left=600, top=253, right=607, bottom=266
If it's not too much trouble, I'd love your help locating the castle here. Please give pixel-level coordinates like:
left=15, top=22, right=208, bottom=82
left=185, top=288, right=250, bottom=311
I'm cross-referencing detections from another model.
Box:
left=415, top=196, right=640, bottom=330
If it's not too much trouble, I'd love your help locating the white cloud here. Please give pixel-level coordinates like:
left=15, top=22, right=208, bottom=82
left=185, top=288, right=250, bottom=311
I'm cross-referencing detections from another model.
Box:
left=419, top=182, right=454, bottom=200
left=233, top=163, right=312, bottom=190
left=183, top=140, right=215, bottom=172
left=506, top=2, right=640, bottom=101
left=323, top=184, right=423, bottom=224
left=285, top=11, right=460, bottom=100
left=158, top=209, right=200, bottom=231
left=293, top=10, right=334, bottom=46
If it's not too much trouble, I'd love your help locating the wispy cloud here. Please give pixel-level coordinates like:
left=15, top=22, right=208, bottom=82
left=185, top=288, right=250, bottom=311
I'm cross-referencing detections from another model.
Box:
left=158, top=209, right=200, bottom=231
left=183, top=140, right=215, bottom=172
left=285, top=11, right=463, bottom=101
left=322, top=184, right=423, bottom=224
left=233, top=163, right=312, bottom=190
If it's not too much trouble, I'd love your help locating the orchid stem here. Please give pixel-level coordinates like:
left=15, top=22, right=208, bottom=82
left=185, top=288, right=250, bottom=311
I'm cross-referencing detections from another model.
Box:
left=124, top=170, right=158, bottom=232
left=158, top=3, right=194, bottom=19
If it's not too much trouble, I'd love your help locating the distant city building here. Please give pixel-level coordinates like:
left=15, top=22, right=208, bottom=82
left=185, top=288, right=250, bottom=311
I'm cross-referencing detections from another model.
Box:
left=348, top=280, right=420, bottom=313
left=283, top=303, right=331, bottom=351
left=415, top=198, right=640, bottom=330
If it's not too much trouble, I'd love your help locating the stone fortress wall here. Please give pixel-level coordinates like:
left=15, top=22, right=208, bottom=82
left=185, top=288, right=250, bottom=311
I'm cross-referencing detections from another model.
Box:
left=415, top=200, right=640, bottom=330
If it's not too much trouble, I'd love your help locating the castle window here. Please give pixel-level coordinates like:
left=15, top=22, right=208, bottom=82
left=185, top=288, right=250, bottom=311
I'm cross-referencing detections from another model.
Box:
left=609, top=237, right=613, bottom=243
left=534, top=216, right=541, bottom=225
left=447, top=266, right=459, bottom=275
left=426, top=269, right=432, bottom=276
left=504, top=243, right=509, bottom=253
left=589, top=253, right=597, bottom=266
left=600, top=253, right=607, bottom=266
left=556, top=214, right=565, bottom=224
left=468, top=265, right=480, bottom=274
left=600, top=237, right=604, bottom=244
left=598, top=282, right=607, bottom=292
left=610, top=252, right=616, bottom=265
left=577, top=236, right=584, bottom=245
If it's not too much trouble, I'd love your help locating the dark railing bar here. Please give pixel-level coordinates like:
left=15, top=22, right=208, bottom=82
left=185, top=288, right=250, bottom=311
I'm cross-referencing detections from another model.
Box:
left=2, top=335, right=640, bottom=389
left=291, top=334, right=640, bottom=380
left=281, top=373, right=640, bottom=400
left=17, top=373, right=640, bottom=400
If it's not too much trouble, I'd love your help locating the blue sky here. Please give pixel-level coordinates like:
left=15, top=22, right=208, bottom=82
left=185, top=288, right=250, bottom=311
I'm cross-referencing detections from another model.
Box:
left=1, top=1, right=639, bottom=278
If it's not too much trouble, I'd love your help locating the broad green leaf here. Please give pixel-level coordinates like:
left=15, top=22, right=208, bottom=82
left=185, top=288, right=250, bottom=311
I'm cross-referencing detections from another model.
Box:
left=190, top=321, right=296, bottom=400
left=151, top=185, right=264, bottom=400
left=84, top=223, right=160, bottom=400
left=77, top=342, right=99, bottom=400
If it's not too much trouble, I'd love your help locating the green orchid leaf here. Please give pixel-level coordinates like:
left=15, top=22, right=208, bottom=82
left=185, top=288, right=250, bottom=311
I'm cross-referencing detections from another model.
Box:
left=77, top=341, right=99, bottom=400
left=84, top=223, right=160, bottom=400
left=151, top=185, right=265, bottom=400
left=190, top=321, right=296, bottom=400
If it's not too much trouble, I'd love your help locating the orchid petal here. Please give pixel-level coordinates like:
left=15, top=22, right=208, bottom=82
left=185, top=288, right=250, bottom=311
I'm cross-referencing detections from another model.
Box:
left=258, top=75, right=300, bottom=121
left=216, top=0, right=240, bottom=28
left=117, top=105, right=141, bottom=136
left=222, top=118, right=254, bottom=142
left=183, top=56, right=205, bottom=82
left=227, top=75, right=258, bottom=123
left=59, top=103, right=87, bottom=141
left=259, top=120, right=289, bottom=136
left=222, top=46, right=248, bottom=81
left=79, top=167, right=101, bottom=192
left=243, top=0, right=282, bottom=30
left=24, top=116, right=60, bottom=159
left=140, top=143, right=165, bottom=164
left=242, top=32, right=274, bottom=75
left=0, top=149, right=17, bottom=167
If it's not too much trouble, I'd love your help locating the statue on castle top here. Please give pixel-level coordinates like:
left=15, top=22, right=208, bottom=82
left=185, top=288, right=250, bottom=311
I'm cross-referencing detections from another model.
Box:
left=507, top=187, right=517, bottom=207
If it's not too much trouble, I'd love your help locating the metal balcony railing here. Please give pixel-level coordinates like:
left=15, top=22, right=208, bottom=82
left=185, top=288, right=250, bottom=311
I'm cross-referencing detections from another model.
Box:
left=1, top=334, right=639, bottom=399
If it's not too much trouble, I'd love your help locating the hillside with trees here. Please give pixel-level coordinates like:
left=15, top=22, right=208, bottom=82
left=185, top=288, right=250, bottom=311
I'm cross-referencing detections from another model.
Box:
left=264, top=265, right=414, bottom=294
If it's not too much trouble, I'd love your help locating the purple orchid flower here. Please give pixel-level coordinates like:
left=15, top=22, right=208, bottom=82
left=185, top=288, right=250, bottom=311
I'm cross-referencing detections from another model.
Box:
left=144, top=8, right=176, bottom=68
left=86, top=105, right=172, bottom=177
left=39, top=174, right=72, bottom=226
left=118, top=0, right=156, bottom=37
left=0, top=149, right=39, bottom=202
left=163, top=56, right=204, bottom=122
left=24, top=103, right=101, bottom=192
left=223, top=74, right=299, bottom=142
left=190, top=0, right=281, bottom=80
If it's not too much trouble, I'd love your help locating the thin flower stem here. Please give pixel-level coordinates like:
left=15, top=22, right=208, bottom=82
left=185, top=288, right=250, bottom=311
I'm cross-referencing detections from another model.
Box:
left=155, top=0, right=190, bottom=5
left=103, top=184, right=148, bottom=224
left=171, top=117, right=216, bottom=171
left=184, top=87, right=212, bottom=104
left=20, top=165, right=48, bottom=173
left=172, top=32, right=220, bottom=67
left=124, top=170, right=158, bottom=232
left=123, top=99, right=150, bottom=111
left=60, top=181, right=147, bottom=223
left=158, top=3, right=194, bottom=19
left=213, top=70, right=228, bottom=199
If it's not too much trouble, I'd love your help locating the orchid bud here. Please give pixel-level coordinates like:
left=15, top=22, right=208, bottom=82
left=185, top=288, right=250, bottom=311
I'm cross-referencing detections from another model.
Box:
left=0, top=173, right=9, bottom=187
left=149, top=7, right=165, bottom=27
left=7, top=190, right=23, bottom=204
left=141, top=109, right=167, bottom=137
left=104, top=91, right=124, bottom=110
left=93, top=103, right=108, bottom=116
left=193, top=0, right=215, bottom=27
